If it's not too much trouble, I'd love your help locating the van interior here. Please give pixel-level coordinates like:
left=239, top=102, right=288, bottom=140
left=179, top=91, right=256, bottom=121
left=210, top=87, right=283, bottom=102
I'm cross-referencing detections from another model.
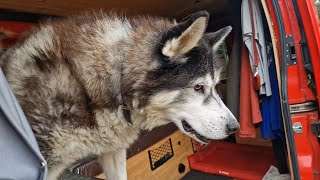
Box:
left=0, top=0, right=293, bottom=179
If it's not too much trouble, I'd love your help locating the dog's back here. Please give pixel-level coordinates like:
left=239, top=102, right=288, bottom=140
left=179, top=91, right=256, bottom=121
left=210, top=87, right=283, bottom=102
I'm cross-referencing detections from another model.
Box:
left=1, top=13, right=111, bottom=164
left=0, top=12, right=170, bottom=167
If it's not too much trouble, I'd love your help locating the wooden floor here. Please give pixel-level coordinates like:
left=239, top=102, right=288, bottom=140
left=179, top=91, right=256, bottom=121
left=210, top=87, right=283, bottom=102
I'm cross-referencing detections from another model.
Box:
left=97, top=131, right=194, bottom=180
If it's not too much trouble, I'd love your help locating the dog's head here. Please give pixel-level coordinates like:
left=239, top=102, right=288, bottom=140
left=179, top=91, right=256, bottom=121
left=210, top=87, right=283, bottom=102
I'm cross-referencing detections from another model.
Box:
left=126, top=11, right=239, bottom=143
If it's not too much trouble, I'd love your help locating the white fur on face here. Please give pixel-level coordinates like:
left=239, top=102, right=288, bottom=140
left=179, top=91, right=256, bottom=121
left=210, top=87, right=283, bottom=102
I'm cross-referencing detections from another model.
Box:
left=149, top=90, right=180, bottom=107
left=149, top=73, right=238, bottom=143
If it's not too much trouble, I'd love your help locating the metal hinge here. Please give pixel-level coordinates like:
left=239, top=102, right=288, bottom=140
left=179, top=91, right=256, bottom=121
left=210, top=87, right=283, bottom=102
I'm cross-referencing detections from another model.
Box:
left=289, top=102, right=318, bottom=114
left=285, top=34, right=297, bottom=66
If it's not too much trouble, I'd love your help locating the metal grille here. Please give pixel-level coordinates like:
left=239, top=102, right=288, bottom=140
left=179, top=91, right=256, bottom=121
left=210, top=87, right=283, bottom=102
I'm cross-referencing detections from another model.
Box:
left=148, top=138, right=174, bottom=171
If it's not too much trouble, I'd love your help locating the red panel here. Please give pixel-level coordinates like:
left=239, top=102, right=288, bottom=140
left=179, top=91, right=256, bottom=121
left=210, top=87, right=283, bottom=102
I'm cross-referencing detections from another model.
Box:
left=291, top=111, right=320, bottom=180
left=266, top=1, right=319, bottom=179
left=279, top=0, right=316, bottom=104
left=296, top=0, right=320, bottom=109
left=266, top=0, right=316, bottom=104
left=278, top=0, right=292, bottom=34
left=284, top=0, right=320, bottom=178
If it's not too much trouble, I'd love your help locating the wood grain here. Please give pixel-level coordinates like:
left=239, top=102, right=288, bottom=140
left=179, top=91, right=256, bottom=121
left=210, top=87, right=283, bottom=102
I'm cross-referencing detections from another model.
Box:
left=96, top=131, right=194, bottom=180
left=0, top=0, right=228, bottom=18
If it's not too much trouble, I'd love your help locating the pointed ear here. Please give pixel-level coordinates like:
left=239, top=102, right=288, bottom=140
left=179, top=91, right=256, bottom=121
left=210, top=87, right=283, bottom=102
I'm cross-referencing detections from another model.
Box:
left=204, top=26, right=232, bottom=51
left=160, top=11, right=209, bottom=62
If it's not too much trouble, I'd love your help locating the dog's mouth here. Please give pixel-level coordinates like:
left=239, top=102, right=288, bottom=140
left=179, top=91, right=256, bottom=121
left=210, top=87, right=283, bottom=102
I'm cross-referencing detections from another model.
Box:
left=182, top=120, right=210, bottom=144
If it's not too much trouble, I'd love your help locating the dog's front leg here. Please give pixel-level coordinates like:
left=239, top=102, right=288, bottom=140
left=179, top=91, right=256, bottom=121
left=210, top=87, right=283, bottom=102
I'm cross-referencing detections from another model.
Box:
left=100, top=149, right=127, bottom=180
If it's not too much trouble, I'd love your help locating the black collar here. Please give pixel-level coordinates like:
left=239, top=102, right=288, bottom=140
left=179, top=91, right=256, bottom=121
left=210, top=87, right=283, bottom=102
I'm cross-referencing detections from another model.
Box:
left=119, top=59, right=132, bottom=125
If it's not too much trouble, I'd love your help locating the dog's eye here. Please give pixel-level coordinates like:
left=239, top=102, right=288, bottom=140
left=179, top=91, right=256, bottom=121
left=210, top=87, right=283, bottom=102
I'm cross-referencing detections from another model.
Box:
left=194, top=84, right=204, bottom=92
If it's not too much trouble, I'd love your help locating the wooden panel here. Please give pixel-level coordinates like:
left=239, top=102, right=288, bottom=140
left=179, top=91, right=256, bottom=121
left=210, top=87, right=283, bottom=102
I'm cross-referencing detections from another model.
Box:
left=0, top=0, right=228, bottom=17
left=96, top=131, right=194, bottom=180
left=7, top=0, right=43, bottom=2
left=0, top=1, right=70, bottom=16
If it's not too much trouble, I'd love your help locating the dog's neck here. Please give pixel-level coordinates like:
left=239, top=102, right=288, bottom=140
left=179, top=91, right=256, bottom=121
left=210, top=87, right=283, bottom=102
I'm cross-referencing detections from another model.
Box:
left=102, top=18, right=174, bottom=129
left=118, top=65, right=171, bottom=131
left=119, top=84, right=133, bottom=124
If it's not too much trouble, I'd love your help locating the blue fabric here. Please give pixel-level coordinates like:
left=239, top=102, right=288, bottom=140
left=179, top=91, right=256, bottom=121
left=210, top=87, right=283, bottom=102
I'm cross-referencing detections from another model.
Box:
left=0, top=68, right=47, bottom=180
left=259, top=24, right=285, bottom=140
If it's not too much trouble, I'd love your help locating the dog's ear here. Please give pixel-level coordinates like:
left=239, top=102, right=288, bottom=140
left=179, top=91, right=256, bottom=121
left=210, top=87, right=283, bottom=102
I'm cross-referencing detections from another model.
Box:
left=160, top=11, right=209, bottom=62
left=204, top=26, right=232, bottom=52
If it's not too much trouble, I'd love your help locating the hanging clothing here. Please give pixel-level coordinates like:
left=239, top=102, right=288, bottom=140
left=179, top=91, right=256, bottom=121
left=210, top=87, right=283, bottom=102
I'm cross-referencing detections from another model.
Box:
left=259, top=11, right=285, bottom=141
left=239, top=0, right=267, bottom=138
left=238, top=43, right=263, bottom=138
left=259, top=42, right=284, bottom=140
left=241, top=0, right=272, bottom=96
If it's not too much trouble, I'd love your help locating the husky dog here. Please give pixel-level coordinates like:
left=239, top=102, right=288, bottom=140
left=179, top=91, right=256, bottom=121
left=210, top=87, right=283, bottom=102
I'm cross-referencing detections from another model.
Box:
left=0, top=11, right=239, bottom=180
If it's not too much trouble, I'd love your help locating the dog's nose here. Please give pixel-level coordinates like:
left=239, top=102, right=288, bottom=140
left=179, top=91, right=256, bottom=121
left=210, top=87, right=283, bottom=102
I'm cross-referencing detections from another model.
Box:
left=226, top=121, right=240, bottom=134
